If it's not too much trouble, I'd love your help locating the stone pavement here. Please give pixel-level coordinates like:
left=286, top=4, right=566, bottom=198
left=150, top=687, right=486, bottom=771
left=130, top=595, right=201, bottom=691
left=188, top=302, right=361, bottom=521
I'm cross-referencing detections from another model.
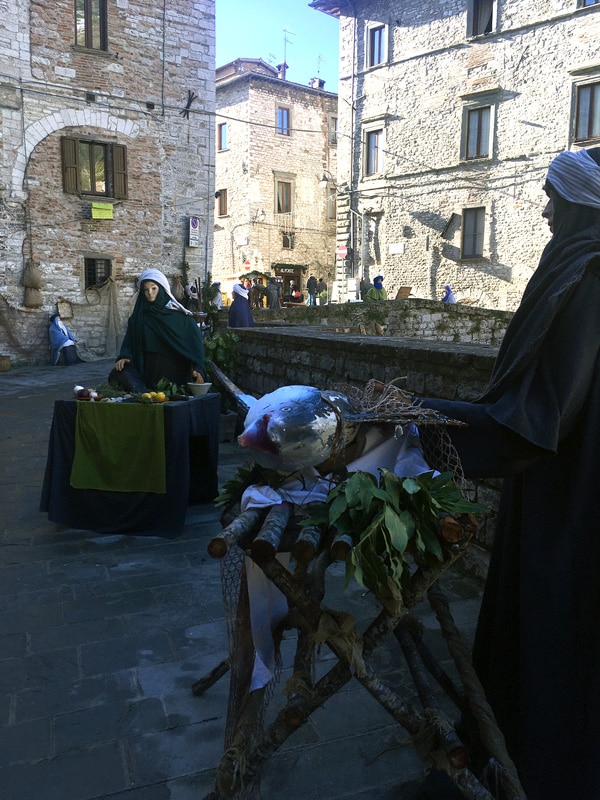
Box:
left=0, top=359, right=482, bottom=800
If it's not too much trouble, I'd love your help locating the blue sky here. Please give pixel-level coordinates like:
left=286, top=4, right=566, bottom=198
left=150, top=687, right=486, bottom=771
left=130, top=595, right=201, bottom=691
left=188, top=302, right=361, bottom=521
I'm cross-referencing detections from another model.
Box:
left=216, top=1, right=339, bottom=93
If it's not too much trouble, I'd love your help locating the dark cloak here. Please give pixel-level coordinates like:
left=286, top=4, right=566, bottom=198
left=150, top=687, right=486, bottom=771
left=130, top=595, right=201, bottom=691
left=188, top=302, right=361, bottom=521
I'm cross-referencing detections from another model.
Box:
left=420, top=217, right=600, bottom=794
left=228, top=285, right=255, bottom=328
left=117, top=283, right=206, bottom=389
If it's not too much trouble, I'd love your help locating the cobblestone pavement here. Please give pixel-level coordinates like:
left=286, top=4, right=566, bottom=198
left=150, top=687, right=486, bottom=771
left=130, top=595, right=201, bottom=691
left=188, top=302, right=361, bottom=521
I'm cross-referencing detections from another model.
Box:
left=0, top=359, right=481, bottom=800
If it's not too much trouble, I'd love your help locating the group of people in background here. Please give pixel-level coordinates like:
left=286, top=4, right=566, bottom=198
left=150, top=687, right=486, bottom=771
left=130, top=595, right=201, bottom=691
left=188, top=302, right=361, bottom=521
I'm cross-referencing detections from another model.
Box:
left=49, top=271, right=460, bottom=364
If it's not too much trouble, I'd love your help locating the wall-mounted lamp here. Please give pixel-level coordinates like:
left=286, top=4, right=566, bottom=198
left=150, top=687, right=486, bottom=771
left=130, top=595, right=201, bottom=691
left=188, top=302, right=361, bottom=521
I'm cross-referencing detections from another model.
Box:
left=319, top=170, right=336, bottom=189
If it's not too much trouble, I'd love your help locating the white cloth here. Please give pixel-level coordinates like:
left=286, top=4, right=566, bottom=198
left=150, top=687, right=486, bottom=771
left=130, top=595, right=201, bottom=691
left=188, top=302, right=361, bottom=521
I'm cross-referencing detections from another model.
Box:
left=546, top=148, right=600, bottom=209
left=139, top=268, right=192, bottom=315
left=246, top=554, right=290, bottom=690
left=240, top=469, right=332, bottom=511
left=346, top=423, right=436, bottom=479
left=232, top=282, right=250, bottom=300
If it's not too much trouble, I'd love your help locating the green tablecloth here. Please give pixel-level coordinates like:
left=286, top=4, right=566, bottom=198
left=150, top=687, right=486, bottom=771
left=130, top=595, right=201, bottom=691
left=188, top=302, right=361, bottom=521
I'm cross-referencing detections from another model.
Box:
left=70, top=401, right=166, bottom=493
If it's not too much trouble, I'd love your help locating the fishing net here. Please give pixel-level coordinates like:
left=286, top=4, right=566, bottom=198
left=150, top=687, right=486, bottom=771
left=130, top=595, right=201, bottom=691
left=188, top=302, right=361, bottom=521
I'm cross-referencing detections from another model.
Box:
left=329, top=377, right=467, bottom=491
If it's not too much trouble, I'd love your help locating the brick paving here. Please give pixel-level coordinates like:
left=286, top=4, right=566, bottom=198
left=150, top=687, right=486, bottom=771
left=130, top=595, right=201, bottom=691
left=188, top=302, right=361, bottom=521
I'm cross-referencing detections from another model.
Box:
left=0, top=359, right=481, bottom=800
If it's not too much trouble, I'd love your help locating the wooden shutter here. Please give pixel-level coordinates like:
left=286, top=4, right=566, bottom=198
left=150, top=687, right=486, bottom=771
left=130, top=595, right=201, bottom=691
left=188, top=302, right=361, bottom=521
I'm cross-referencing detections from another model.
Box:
left=112, top=144, right=128, bottom=199
left=61, top=137, right=79, bottom=194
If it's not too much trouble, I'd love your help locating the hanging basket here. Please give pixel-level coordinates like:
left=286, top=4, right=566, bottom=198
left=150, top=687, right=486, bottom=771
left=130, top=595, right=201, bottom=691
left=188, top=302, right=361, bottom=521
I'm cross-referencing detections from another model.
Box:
left=23, top=287, right=43, bottom=308
left=23, top=260, right=43, bottom=290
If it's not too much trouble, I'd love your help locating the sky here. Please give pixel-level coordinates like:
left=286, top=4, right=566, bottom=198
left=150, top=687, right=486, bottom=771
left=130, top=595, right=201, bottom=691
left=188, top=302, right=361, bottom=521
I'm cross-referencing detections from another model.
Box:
left=215, top=1, right=339, bottom=93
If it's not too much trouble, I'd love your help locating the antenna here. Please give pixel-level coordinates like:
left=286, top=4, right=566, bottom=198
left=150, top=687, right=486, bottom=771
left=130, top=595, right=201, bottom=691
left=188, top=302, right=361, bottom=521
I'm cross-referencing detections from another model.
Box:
left=317, top=54, right=326, bottom=76
left=283, top=28, right=295, bottom=71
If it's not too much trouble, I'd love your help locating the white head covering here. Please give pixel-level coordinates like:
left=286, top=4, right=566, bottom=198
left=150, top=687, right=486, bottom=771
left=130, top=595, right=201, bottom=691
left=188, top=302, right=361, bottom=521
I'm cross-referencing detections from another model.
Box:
left=139, top=268, right=191, bottom=314
left=546, top=148, right=600, bottom=210
left=232, top=282, right=249, bottom=299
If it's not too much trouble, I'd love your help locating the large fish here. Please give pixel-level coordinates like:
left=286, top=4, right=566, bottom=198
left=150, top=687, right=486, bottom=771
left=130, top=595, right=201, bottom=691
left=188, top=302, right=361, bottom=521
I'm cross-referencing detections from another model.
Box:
left=208, top=363, right=462, bottom=474
left=237, top=385, right=354, bottom=471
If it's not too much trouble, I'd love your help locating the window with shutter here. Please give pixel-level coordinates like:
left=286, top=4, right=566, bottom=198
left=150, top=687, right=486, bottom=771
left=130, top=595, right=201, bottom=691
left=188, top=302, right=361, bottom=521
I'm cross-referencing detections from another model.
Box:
left=112, top=145, right=127, bottom=199
left=61, top=137, right=127, bottom=198
left=61, top=137, right=80, bottom=194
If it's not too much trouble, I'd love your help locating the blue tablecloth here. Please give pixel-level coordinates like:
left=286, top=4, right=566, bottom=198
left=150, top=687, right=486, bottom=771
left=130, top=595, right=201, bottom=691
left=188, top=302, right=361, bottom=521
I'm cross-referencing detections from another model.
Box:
left=40, top=394, right=220, bottom=537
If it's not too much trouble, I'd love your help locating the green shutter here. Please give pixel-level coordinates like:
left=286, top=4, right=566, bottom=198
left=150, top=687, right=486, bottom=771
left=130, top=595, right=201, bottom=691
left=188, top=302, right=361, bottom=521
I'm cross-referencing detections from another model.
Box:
left=61, top=137, right=79, bottom=194
left=112, top=144, right=127, bottom=199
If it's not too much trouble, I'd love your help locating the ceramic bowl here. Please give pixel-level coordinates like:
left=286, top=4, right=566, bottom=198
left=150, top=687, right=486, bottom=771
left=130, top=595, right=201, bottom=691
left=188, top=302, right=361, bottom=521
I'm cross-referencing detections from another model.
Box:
left=186, top=382, right=212, bottom=396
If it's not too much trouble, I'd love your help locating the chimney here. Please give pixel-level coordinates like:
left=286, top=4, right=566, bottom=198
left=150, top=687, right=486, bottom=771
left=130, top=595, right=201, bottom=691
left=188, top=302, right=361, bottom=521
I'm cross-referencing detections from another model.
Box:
left=276, top=61, right=288, bottom=80
left=309, top=77, right=325, bottom=90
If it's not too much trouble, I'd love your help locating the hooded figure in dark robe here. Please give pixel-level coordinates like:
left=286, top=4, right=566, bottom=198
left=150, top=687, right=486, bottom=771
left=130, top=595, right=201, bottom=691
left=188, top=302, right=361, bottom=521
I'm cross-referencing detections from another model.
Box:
left=109, top=268, right=206, bottom=393
left=419, top=147, right=600, bottom=799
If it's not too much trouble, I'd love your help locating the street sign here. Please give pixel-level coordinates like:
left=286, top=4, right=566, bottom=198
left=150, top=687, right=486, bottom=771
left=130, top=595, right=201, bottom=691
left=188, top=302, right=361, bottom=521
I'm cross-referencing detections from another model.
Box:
left=336, top=245, right=348, bottom=259
left=188, top=216, right=200, bottom=248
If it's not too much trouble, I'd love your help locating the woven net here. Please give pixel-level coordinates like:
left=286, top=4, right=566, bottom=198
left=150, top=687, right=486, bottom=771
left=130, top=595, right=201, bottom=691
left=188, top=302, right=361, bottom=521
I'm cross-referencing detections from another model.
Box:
left=218, top=541, right=279, bottom=798
left=329, top=378, right=467, bottom=491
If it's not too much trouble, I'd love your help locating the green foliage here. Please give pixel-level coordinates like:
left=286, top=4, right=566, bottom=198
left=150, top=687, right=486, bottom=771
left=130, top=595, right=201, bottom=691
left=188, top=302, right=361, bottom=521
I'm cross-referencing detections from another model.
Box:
left=215, top=463, right=292, bottom=508
left=155, top=377, right=187, bottom=397
left=309, top=469, right=486, bottom=596
left=94, top=382, right=127, bottom=399
left=215, top=463, right=256, bottom=508
left=201, top=272, right=221, bottom=313
left=203, top=331, right=239, bottom=380
left=180, top=260, right=190, bottom=288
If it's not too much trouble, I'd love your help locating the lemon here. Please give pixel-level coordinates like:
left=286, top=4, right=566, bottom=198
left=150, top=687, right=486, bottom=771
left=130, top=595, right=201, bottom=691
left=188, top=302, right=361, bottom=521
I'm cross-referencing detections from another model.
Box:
left=155, top=392, right=167, bottom=403
left=141, top=392, right=153, bottom=400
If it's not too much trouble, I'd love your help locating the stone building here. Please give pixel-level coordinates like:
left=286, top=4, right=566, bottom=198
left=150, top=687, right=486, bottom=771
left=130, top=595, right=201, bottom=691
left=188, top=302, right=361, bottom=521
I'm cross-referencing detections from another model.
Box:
left=0, top=0, right=215, bottom=366
left=213, top=58, right=338, bottom=303
left=312, top=0, right=600, bottom=309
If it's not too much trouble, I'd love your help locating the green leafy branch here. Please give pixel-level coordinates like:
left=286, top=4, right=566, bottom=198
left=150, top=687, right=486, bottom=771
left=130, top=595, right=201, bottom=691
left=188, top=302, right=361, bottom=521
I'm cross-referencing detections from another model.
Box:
left=310, top=469, right=485, bottom=597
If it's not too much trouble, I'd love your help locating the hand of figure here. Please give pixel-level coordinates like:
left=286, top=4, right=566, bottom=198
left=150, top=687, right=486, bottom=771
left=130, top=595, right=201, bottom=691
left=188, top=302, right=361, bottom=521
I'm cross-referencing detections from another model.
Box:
left=115, top=358, right=130, bottom=372
left=191, top=370, right=205, bottom=384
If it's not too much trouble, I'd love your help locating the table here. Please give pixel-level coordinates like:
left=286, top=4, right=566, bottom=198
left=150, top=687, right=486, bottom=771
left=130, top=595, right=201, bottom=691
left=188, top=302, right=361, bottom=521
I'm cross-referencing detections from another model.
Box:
left=40, top=394, right=220, bottom=537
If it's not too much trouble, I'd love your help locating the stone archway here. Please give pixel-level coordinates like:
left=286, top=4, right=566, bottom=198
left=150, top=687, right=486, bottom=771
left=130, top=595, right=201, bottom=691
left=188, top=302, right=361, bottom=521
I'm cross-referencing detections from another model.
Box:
left=11, top=108, right=141, bottom=198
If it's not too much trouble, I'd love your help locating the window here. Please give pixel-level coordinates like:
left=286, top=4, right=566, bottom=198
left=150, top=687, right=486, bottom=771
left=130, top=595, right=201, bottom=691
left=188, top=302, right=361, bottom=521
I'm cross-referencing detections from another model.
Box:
left=469, top=0, right=495, bottom=37
left=282, top=232, right=294, bottom=249
left=365, top=128, right=383, bottom=176
left=217, top=123, right=227, bottom=151
left=277, top=107, right=290, bottom=136
left=575, top=82, right=600, bottom=142
left=84, top=257, right=111, bottom=289
left=276, top=180, right=292, bottom=213
left=75, top=0, right=108, bottom=51
left=61, top=137, right=127, bottom=198
left=328, top=116, right=338, bottom=146
left=580, top=0, right=600, bottom=6
left=466, top=106, right=491, bottom=159
left=367, top=24, right=386, bottom=67
left=462, top=208, right=486, bottom=258
left=217, top=189, right=228, bottom=216
left=326, top=188, right=337, bottom=220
